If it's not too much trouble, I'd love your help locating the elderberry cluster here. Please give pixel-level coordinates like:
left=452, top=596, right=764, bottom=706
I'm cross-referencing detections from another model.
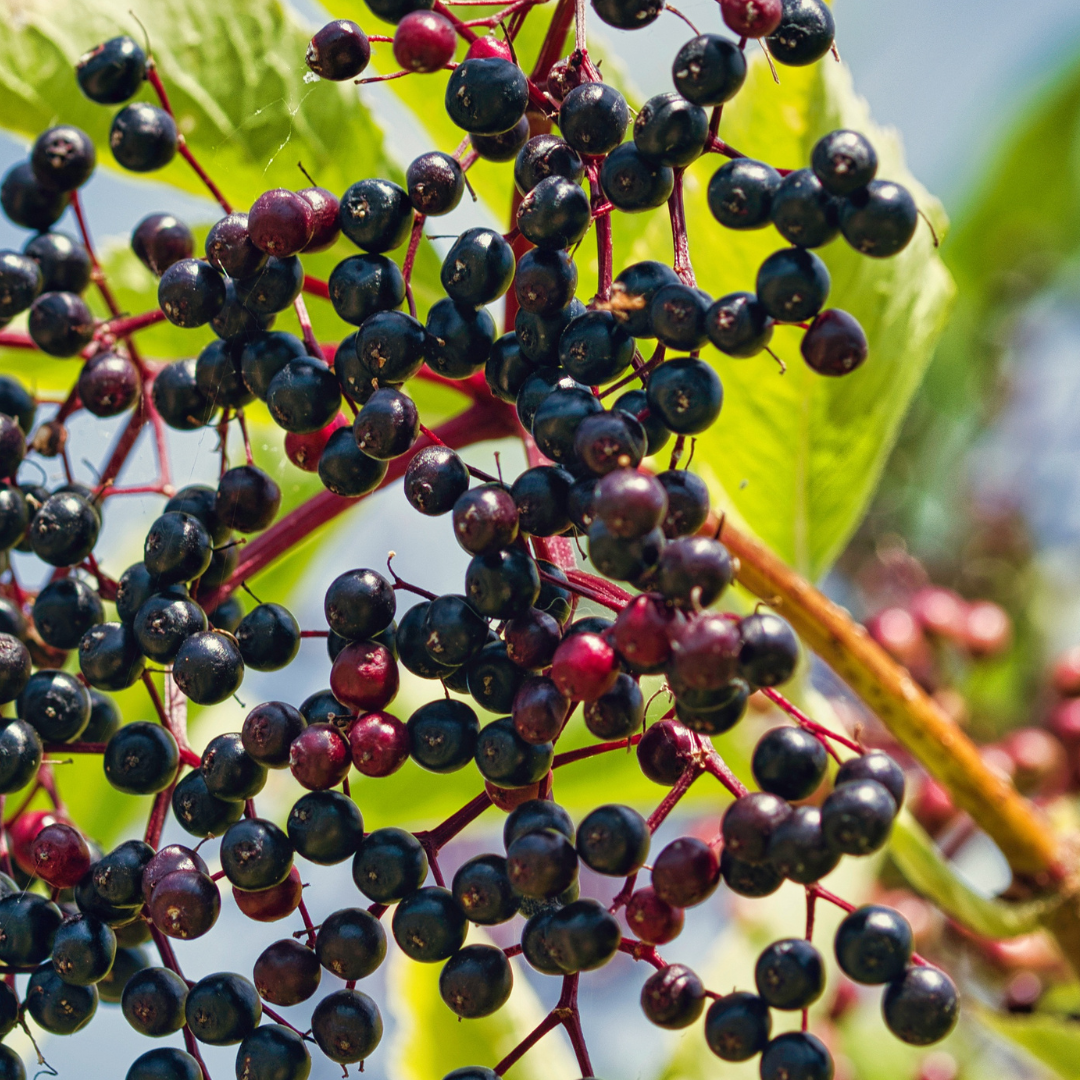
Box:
left=0, top=1, right=954, bottom=1077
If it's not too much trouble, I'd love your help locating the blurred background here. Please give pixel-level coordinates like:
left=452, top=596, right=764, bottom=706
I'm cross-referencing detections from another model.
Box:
left=3, top=0, right=1080, bottom=1078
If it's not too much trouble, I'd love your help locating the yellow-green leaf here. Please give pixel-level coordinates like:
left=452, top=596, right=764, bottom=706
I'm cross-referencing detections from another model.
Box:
left=974, top=1005, right=1080, bottom=1080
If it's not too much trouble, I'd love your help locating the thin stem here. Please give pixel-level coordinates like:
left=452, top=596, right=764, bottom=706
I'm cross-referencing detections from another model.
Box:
left=98, top=309, right=168, bottom=338
left=646, top=764, right=701, bottom=832
left=292, top=294, right=321, bottom=359
left=402, top=214, right=426, bottom=320
left=760, top=687, right=863, bottom=754
left=701, top=742, right=749, bottom=798
left=539, top=568, right=623, bottom=612
left=667, top=169, right=695, bottom=285
left=553, top=733, right=642, bottom=769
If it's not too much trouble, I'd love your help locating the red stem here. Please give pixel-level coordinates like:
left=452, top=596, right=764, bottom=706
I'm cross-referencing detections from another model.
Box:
left=552, top=732, right=642, bottom=769
left=646, top=764, right=701, bottom=832
left=667, top=169, right=695, bottom=286
left=99, top=309, right=168, bottom=338
left=760, top=688, right=863, bottom=753
left=292, top=294, right=321, bottom=358
left=402, top=214, right=426, bottom=320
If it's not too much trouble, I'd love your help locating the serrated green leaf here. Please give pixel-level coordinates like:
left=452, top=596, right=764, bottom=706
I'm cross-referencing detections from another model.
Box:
left=974, top=1005, right=1080, bottom=1080
left=889, top=810, right=1056, bottom=939
left=387, top=925, right=578, bottom=1080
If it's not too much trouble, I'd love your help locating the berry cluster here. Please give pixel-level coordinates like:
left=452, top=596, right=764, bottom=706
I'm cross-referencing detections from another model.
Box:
left=0, top=1, right=952, bottom=1078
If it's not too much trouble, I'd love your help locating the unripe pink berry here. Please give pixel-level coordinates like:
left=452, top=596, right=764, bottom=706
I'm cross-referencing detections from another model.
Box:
left=289, top=723, right=352, bottom=790
left=550, top=632, right=619, bottom=701
left=349, top=711, right=410, bottom=777
left=330, top=640, right=399, bottom=711
left=394, top=11, right=458, bottom=73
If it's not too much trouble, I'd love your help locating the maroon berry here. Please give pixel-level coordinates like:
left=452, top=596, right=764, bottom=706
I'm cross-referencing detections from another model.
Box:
left=132, top=212, right=194, bottom=276
left=242, top=701, right=307, bottom=769
left=637, top=719, right=695, bottom=786
left=594, top=468, right=668, bottom=539
left=32, top=822, right=91, bottom=887
left=10, top=810, right=68, bottom=875
left=465, top=36, right=512, bottom=60
left=641, top=964, right=706, bottom=1029
left=205, top=212, right=266, bottom=278
left=149, top=869, right=221, bottom=939
left=330, top=640, right=399, bottom=712
left=505, top=608, right=561, bottom=670
left=626, top=886, right=684, bottom=944
left=550, top=632, right=619, bottom=701
left=300, top=187, right=341, bottom=252
left=77, top=352, right=141, bottom=417
left=248, top=189, right=315, bottom=258
left=306, top=20, right=371, bottom=81
left=285, top=413, right=349, bottom=472
left=289, top=723, right=352, bottom=790
left=453, top=484, right=519, bottom=555
left=612, top=595, right=680, bottom=673
left=512, top=676, right=571, bottom=745
left=652, top=836, right=720, bottom=907
left=485, top=778, right=547, bottom=812
left=669, top=613, right=742, bottom=691
left=234, top=866, right=303, bottom=921
left=254, top=938, right=322, bottom=1006
left=720, top=0, right=782, bottom=37
left=349, top=711, right=411, bottom=777
left=142, top=844, right=210, bottom=904
left=547, top=55, right=584, bottom=100
left=721, top=792, right=791, bottom=864
left=393, top=11, right=457, bottom=73
left=801, top=309, right=868, bottom=376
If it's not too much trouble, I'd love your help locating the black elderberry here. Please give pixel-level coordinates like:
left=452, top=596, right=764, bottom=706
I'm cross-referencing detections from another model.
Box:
left=465, top=547, right=541, bottom=618
left=110, top=103, right=178, bottom=172
left=79, top=621, right=145, bottom=691
left=397, top=602, right=458, bottom=680
left=152, top=358, right=215, bottom=431
left=504, top=799, right=574, bottom=849
left=560, top=312, right=635, bottom=387
left=31, top=125, right=96, bottom=192
left=18, top=668, right=90, bottom=742
left=546, top=898, right=621, bottom=972
left=104, top=722, right=179, bottom=795
left=650, top=284, right=711, bottom=350
left=404, top=446, right=470, bottom=516
left=634, top=93, right=709, bottom=168
left=801, top=308, right=868, bottom=376
left=599, top=143, right=675, bottom=213
left=133, top=593, right=206, bottom=664
left=766, top=0, right=835, bottom=66
left=236, top=1025, right=311, bottom=1080
left=352, top=827, right=428, bottom=903
left=532, top=385, right=603, bottom=464
left=834, top=904, right=912, bottom=984
left=426, top=299, right=496, bottom=379
left=453, top=482, right=519, bottom=554
left=33, top=577, right=103, bottom=650
left=422, top=594, right=488, bottom=668
left=234, top=255, right=304, bottom=315
left=354, top=309, right=426, bottom=386
left=122, top=966, right=188, bottom=1036
left=609, top=262, right=679, bottom=338
left=657, top=536, right=732, bottom=609
left=835, top=748, right=905, bottom=808
left=25, top=963, right=98, bottom=1034
left=705, top=991, right=772, bottom=1061
left=408, top=698, right=481, bottom=773
left=767, top=805, right=840, bottom=883
left=506, top=827, right=578, bottom=898
left=756, top=246, right=830, bottom=322
left=144, top=511, right=212, bottom=585
left=464, top=640, right=524, bottom=713
left=445, top=58, right=530, bottom=135
left=706, top=290, right=775, bottom=357
left=821, top=778, right=897, bottom=855
left=721, top=791, right=791, bottom=864
left=440, top=943, right=513, bottom=1018
left=840, top=179, right=919, bottom=257
left=392, top=886, right=467, bottom=961
left=51, top=912, right=116, bottom=986
left=126, top=1049, right=202, bottom=1080
left=452, top=854, right=520, bottom=925
left=583, top=671, right=643, bottom=739
left=310, top=989, right=382, bottom=1064
left=406, top=151, right=464, bottom=215
left=171, top=630, right=245, bottom=705
left=185, top=972, right=261, bottom=1046
left=0, top=893, right=62, bottom=966
left=324, top=568, right=396, bottom=642
left=576, top=804, right=649, bottom=876
left=515, top=135, right=585, bottom=195
left=510, top=466, right=573, bottom=537
left=220, top=818, right=293, bottom=891
left=771, top=169, right=839, bottom=249
left=318, top=427, right=389, bottom=496
left=442, top=227, right=516, bottom=305
left=0, top=486, right=27, bottom=551
left=353, top=386, right=419, bottom=459
left=812, top=129, right=878, bottom=196
left=882, top=964, right=959, bottom=1045
left=708, top=159, right=782, bottom=230
left=672, top=34, right=747, bottom=106
left=76, top=36, right=146, bottom=103
left=307, top=19, right=371, bottom=80
left=315, top=907, right=386, bottom=979
left=0, top=162, right=68, bottom=231
left=195, top=339, right=252, bottom=412
left=646, top=356, right=723, bottom=434
left=201, top=732, right=267, bottom=803
left=753, top=725, right=826, bottom=801
left=471, top=115, right=531, bottom=162
left=756, top=938, right=824, bottom=1010
left=340, top=178, right=413, bottom=253
left=475, top=716, right=553, bottom=788
left=205, top=211, right=265, bottom=278
left=641, top=963, right=706, bottom=1028
left=83, top=689, right=122, bottom=743
left=286, top=790, right=362, bottom=865
left=517, top=176, right=592, bottom=250
left=594, top=467, right=667, bottom=538
left=216, top=465, right=281, bottom=532
left=130, top=213, right=195, bottom=281
left=759, top=1032, right=834, bottom=1080
left=239, top=333, right=307, bottom=400
left=91, top=840, right=154, bottom=908
left=240, top=701, right=305, bottom=769
left=0, top=718, right=42, bottom=794
left=28, top=291, right=95, bottom=357
left=592, top=0, right=663, bottom=29
left=171, top=771, right=244, bottom=838
left=520, top=908, right=563, bottom=974
left=559, top=82, right=629, bottom=156
left=486, top=332, right=535, bottom=402
left=157, top=258, right=226, bottom=329
left=23, top=233, right=90, bottom=294
left=0, top=251, right=42, bottom=320
left=739, top=612, right=799, bottom=686
left=253, top=938, right=321, bottom=1007
left=266, top=357, right=341, bottom=434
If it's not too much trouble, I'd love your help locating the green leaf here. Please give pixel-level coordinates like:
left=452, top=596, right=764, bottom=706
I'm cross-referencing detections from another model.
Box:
left=386, top=926, right=578, bottom=1080
left=889, top=810, right=1055, bottom=938
left=974, top=1005, right=1080, bottom=1080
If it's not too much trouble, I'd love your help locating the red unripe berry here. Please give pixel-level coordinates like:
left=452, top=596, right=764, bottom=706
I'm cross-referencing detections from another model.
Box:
left=330, top=640, right=399, bottom=712
left=719, top=0, right=782, bottom=38
left=910, top=775, right=956, bottom=837
left=612, top=595, right=680, bottom=674
left=285, top=412, right=350, bottom=472
left=10, top=810, right=69, bottom=876
left=550, top=632, right=619, bottom=701
left=964, top=600, right=1011, bottom=657
left=668, top=613, right=741, bottom=692
left=393, top=11, right=458, bottom=73
left=299, top=187, right=341, bottom=252
left=349, top=711, right=410, bottom=777
left=1049, top=698, right=1080, bottom=745
left=233, top=866, right=303, bottom=921
left=637, top=719, right=695, bottom=786
left=651, top=836, right=720, bottom=908
left=1052, top=646, right=1080, bottom=698
left=485, top=776, right=549, bottom=811
left=248, top=189, right=315, bottom=257
left=625, top=886, right=684, bottom=945
left=289, top=722, right=352, bottom=790
left=465, top=36, right=513, bottom=61
left=999, top=728, right=1067, bottom=795
left=32, top=822, right=91, bottom=887
left=865, top=607, right=925, bottom=666
left=909, top=586, right=968, bottom=640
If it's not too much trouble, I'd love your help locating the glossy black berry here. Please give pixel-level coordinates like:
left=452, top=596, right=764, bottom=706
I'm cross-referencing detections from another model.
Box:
left=235, top=1025, right=311, bottom=1080
left=286, top=790, right=362, bottom=865
left=442, top=227, right=515, bottom=305
left=307, top=20, right=371, bottom=79
left=759, top=1032, right=834, bottom=1080
left=641, top=964, right=705, bottom=1029
left=51, top=912, right=115, bottom=986
left=445, top=58, right=530, bottom=135
left=812, top=129, right=878, bottom=196
left=23, top=232, right=90, bottom=294
left=650, top=284, right=711, bottom=350
left=772, top=168, right=840, bottom=248
left=515, top=249, right=578, bottom=318
left=834, top=904, right=913, bottom=984
left=722, top=791, right=791, bottom=864
left=583, top=671, right=644, bottom=739
left=404, top=446, right=470, bottom=516
left=882, top=965, right=959, bottom=1045
left=318, top=427, right=388, bottom=496
left=756, top=246, right=830, bottom=322
left=205, top=212, right=264, bottom=278
left=31, top=126, right=95, bottom=192
left=485, top=332, right=534, bottom=402
left=0, top=892, right=61, bottom=966
left=353, top=827, right=428, bottom=903
left=0, top=718, right=42, bottom=794
left=706, top=290, right=774, bottom=357
left=532, top=385, right=603, bottom=464
left=465, top=640, right=524, bottom=713
left=752, top=726, right=827, bottom=801
left=0, top=162, right=68, bottom=230
left=506, top=827, right=578, bottom=898
left=121, top=965, right=188, bottom=1036
left=266, top=358, right=341, bottom=434
left=234, top=603, right=299, bottom=672
left=801, top=308, right=869, bottom=376
left=599, top=143, right=674, bottom=213
left=515, top=135, right=585, bottom=195
left=104, top=722, right=179, bottom=794
left=708, top=159, right=781, bottom=230
left=546, top=898, right=621, bottom=972
left=705, top=991, right=771, bottom=1061
left=471, top=115, right=531, bottom=162
left=253, top=938, right=321, bottom=1007
left=91, top=840, right=154, bottom=907
left=465, top=547, right=541, bottom=619
left=407, top=151, right=464, bottom=215
left=126, top=1048, right=202, bottom=1080
left=152, top=358, right=215, bottom=430
left=18, top=668, right=90, bottom=742
left=172, top=630, right=245, bottom=705
left=200, top=732, right=267, bottom=803
left=407, top=698, right=481, bottom=773
left=0, top=251, right=42, bottom=320
left=766, top=0, right=835, bottom=66
left=517, top=176, right=592, bottom=250
left=835, top=749, right=905, bottom=808
left=32, top=578, right=103, bottom=650
left=28, top=291, right=94, bottom=357
left=185, top=972, right=261, bottom=1046
left=576, top=804, right=649, bottom=876
left=767, top=805, right=839, bottom=884
left=220, top=818, right=293, bottom=890
left=171, top=771, right=244, bottom=839
left=110, top=103, right=178, bottom=172
left=646, top=356, right=723, bottom=435
left=310, top=988, right=382, bottom=1063
left=392, top=886, right=467, bottom=962
left=820, top=778, right=897, bottom=855
left=234, top=255, right=304, bottom=315
left=755, top=938, right=824, bottom=1010
left=217, top=465, right=281, bottom=533
left=353, top=386, right=419, bottom=459
left=242, top=701, right=306, bottom=769
left=78, top=621, right=145, bottom=691
left=315, top=907, right=386, bottom=980
left=452, top=854, right=519, bottom=925
left=440, top=943, right=512, bottom=1018
left=425, top=298, right=496, bottom=379
left=840, top=179, right=919, bottom=257
left=340, top=179, right=413, bottom=253
left=559, top=82, right=629, bottom=156
left=592, top=0, right=662, bottom=28
left=25, top=963, right=98, bottom=1034
left=83, top=689, right=122, bottom=743
left=76, top=36, right=146, bottom=103
left=672, top=34, right=747, bottom=106
left=634, top=92, right=709, bottom=168
left=133, top=594, right=206, bottom=664
left=475, top=716, right=553, bottom=788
